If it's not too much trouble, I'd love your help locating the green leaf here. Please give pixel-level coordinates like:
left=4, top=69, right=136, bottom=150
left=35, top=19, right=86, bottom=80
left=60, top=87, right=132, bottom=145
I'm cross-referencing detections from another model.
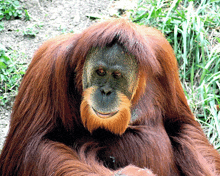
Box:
left=216, top=37, right=220, bottom=43
left=86, top=13, right=102, bottom=20
left=0, top=62, right=7, bottom=69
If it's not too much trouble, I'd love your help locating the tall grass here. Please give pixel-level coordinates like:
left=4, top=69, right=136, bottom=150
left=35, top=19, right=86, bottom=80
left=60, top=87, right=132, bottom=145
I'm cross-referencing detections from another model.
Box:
left=130, top=0, right=220, bottom=150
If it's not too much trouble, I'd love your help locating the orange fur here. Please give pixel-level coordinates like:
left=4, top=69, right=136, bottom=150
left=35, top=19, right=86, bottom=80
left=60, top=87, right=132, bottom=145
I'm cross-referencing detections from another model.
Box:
left=131, top=71, right=146, bottom=106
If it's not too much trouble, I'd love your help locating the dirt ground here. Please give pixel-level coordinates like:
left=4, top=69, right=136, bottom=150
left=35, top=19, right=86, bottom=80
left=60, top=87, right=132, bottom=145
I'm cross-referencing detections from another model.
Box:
left=0, top=0, right=137, bottom=150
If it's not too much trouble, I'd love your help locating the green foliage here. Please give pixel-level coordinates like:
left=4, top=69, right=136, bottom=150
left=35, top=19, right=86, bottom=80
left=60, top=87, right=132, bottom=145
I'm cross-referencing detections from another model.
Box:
left=130, top=0, right=220, bottom=150
left=23, top=27, right=38, bottom=38
left=0, top=44, right=27, bottom=106
left=24, top=9, right=30, bottom=21
left=22, top=23, right=43, bottom=37
left=0, top=21, right=4, bottom=31
left=0, top=0, right=23, bottom=20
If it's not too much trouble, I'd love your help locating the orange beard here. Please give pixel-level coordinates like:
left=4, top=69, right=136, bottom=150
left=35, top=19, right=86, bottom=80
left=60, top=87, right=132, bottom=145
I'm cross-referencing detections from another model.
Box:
left=80, top=87, right=131, bottom=135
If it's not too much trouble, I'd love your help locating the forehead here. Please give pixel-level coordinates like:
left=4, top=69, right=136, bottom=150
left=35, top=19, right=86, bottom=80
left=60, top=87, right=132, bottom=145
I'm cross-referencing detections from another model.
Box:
left=86, top=44, right=138, bottom=69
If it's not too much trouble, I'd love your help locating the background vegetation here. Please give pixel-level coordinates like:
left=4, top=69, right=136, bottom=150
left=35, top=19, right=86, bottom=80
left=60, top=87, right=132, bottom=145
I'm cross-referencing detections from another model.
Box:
left=0, top=0, right=219, bottom=150
left=0, top=0, right=27, bottom=105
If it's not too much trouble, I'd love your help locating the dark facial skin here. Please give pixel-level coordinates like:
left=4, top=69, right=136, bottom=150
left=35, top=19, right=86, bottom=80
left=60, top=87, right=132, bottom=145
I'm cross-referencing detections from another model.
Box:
left=83, top=43, right=138, bottom=116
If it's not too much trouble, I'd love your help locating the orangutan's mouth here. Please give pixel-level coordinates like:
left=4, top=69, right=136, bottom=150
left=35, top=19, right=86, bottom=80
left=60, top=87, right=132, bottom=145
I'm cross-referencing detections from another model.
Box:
left=92, top=108, right=118, bottom=118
